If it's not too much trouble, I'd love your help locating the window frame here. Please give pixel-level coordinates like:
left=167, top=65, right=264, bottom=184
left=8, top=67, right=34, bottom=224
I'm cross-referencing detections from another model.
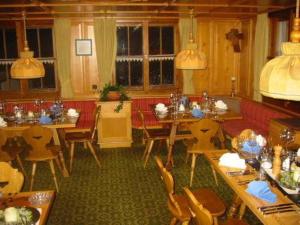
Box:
left=115, top=20, right=179, bottom=94
left=0, top=20, right=59, bottom=100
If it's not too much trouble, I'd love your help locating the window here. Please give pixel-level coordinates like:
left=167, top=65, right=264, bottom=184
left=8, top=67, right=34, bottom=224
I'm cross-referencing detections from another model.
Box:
left=0, top=24, right=57, bottom=98
left=149, top=26, right=174, bottom=86
left=116, top=25, right=143, bottom=87
left=0, top=28, right=20, bottom=91
left=115, top=23, right=176, bottom=91
left=26, top=28, right=56, bottom=90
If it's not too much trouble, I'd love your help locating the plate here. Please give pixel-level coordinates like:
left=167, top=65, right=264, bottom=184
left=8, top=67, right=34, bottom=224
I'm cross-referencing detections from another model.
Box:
left=0, top=206, right=40, bottom=225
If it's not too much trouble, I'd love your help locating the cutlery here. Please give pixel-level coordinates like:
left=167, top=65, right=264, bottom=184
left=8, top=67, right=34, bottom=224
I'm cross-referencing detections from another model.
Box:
left=263, top=208, right=300, bottom=215
left=261, top=205, right=294, bottom=212
left=226, top=170, right=253, bottom=176
left=258, top=203, right=294, bottom=211
left=237, top=179, right=253, bottom=185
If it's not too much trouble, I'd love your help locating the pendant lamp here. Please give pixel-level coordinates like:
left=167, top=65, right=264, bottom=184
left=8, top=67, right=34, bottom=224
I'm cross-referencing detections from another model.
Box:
left=10, top=11, right=45, bottom=79
left=259, top=0, right=300, bottom=100
left=175, top=10, right=207, bottom=70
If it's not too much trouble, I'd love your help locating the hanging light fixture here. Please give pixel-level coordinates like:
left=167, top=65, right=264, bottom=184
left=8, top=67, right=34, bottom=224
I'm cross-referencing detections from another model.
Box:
left=175, top=9, right=207, bottom=70
left=259, top=0, right=300, bottom=100
left=10, top=11, right=45, bottom=79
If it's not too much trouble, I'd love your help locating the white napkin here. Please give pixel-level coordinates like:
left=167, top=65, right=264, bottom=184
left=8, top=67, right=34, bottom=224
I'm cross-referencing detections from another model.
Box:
left=67, top=108, right=79, bottom=117
left=219, top=153, right=246, bottom=169
left=0, top=116, right=7, bottom=127
left=256, top=134, right=266, bottom=147
left=155, top=103, right=168, bottom=113
left=215, top=100, right=228, bottom=110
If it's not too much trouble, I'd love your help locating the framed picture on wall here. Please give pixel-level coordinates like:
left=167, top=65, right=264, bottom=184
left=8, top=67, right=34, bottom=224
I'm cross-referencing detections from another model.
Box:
left=75, top=39, right=92, bottom=56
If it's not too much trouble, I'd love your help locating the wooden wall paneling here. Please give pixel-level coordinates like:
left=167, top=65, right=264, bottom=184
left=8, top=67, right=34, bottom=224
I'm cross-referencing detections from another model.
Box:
left=193, top=20, right=211, bottom=94
left=71, top=22, right=85, bottom=95
left=85, top=23, right=99, bottom=97
left=70, top=21, right=99, bottom=98
left=239, top=18, right=255, bottom=99
left=210, top=19, right=241, bottom=96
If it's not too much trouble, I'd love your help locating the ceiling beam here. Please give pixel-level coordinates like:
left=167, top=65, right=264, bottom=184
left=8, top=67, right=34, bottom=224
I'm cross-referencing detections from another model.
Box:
left=0, top=2, right=288, bottom=9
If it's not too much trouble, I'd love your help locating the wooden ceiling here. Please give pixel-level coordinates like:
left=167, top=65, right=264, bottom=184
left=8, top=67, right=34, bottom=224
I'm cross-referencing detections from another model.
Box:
left=0, top=0, right=296, bottom=20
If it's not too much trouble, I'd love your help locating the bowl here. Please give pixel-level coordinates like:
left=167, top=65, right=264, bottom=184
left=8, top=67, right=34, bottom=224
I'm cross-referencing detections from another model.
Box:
left=28, top=192, right=51, bottom=205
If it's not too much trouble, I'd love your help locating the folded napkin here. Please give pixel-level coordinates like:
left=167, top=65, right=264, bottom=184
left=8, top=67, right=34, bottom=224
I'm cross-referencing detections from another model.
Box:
left=155, top=103, right=166, bottom=110
left=39, top=116, right=52, bottom=124
left=192, top=108, right=204, bottom=118
left=0, top=116, right=7, bottom=127
left=256, top=134, right=266, bottom=147
left=67, top=108, right=79, bottom=117
left=215, top=100, right=228, bottom=110
left=242, top=141, right=261, bottom=155
left=219, top=153, right=246, bottom=169
left=247, top=181, right=277, bottom=203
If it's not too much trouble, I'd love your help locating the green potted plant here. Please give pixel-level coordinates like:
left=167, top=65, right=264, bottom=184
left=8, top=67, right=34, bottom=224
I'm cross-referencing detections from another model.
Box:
left=100, top=83, right=130, bottom=112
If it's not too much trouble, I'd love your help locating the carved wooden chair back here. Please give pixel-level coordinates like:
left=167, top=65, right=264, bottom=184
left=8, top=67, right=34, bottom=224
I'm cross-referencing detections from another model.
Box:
left=22, top=125, right=52, bottom=154
left=183, top=187, right=213, bottom=225
left=0, top=162, right=24, bottom=194
left=188, top=118, right=220, bottom=151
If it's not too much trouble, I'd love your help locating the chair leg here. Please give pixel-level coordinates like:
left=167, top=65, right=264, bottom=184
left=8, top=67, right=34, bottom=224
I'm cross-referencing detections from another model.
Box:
left=30, top=162, right=37, bottom=191
left=69, top=142, right=75, bottom=173
left=54, top=157, right=63, bottom=175
left=144, top=139, right=154, bottom=168
left=87, top=141, right=101, bottom=168
left=190, top=153, right=198, bottom=187
left=16, top=155, right=26, bottom=177
left=49, top=160, right=59, bottom=192
left=238, top=202, right=247, bottom=219
left=213, top=217, right=219, bottom=225
left=170, top=217, right=178, bottom=225
left=142, top=139, right=150, bottom=159
left=83, top=141, right=88, bottom=149
left=211, top=165, right=219, bottom=186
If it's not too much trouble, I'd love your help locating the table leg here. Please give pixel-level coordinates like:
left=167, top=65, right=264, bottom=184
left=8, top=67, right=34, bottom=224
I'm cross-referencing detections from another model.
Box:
left=227, top=194, right=242, bottom=218
left=166, top=121, right=178, bottom=169
left=51, top=128, right=70, bottom=177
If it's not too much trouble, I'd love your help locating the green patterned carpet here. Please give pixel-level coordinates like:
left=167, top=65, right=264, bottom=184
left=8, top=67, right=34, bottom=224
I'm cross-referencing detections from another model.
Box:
left=18, top=132, right=262, bottom=225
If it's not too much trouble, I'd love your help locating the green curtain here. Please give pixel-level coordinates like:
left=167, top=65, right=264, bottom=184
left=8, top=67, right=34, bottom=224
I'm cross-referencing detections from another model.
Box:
left=93, top=18, right=117, bottom=89
left=54, top=18, right=74, bottom=98
left=178, top=17, right=197, bottom=95
left=253, top=14, right=269, bottom=102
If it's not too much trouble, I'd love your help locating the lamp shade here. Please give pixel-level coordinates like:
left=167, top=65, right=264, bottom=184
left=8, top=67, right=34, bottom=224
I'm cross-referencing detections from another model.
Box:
left=260, top=42, right=300, bottom=101
left=175, top=42, right=207, bottom=70
left=10, top=49, right=45, bottom=79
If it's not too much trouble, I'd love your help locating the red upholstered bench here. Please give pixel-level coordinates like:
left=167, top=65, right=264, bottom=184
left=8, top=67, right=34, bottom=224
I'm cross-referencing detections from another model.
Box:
left=4, top=100, right=96, bottom=131
left=131, top=96, right=203, bottom=129
left=222, top=98, right=290, bottom=138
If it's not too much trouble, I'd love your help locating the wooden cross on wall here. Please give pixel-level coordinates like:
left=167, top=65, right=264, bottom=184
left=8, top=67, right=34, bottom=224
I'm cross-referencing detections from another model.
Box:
left=225, top=29, right=243, bottom=52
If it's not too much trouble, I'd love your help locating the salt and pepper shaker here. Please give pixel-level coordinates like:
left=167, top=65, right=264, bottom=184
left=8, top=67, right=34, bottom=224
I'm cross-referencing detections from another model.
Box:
left=272, top=145, right=282, bottom=180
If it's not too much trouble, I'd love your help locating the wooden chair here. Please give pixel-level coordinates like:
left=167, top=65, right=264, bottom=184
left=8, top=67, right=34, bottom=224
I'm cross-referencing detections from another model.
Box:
left=22, top=125, right=60, bottom=191
left=0, top=130, right=26, bottom=176
left=138, top=110, right=170, bottom=167
left=183, top=187, right=249, bottom=225
left=155, top=156, right=226, bottom=225
left=185, top=119, right=220, bottom=186
left=0, top=162, right=24, bottom=194
left=65, top=105, right=101, bottom=173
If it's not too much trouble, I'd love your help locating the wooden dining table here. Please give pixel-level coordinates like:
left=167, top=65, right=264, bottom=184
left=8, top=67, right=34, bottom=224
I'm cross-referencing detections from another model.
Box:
left=0, top=190, right=55, bottom=225
left=204, top=150, right=300, bottom=225
left=0, top=115, right=79, bottom=177
left=153, top=107, right=242, bottom=167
